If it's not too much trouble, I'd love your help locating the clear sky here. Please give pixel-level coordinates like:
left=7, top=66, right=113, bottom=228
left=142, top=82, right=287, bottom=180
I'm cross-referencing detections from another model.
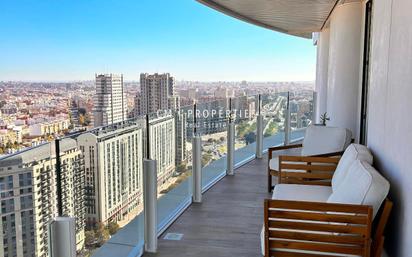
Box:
left=0, top=0, right=316, bottom=82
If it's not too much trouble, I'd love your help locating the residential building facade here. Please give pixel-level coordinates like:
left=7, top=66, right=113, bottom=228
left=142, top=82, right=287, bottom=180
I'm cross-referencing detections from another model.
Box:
left=137, top=73, right=175, bottom=115
left=0, top=138, right=85, bottom=257
left=77, top=122, right=143, bottom=227
left=147, top=115, right=176, bottom=186
left=93, top=74, right=127, bottom=127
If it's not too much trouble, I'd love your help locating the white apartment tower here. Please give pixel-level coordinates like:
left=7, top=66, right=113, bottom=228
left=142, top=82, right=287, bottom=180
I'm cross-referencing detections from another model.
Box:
left=0, top=139, right=85, bottom=257
left=77, top=122, right=143, bottom=227
left=93, top=74, right=127, bottom=127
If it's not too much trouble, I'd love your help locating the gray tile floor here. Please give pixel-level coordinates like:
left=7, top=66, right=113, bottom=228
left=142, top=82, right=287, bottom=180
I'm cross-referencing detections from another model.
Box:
left=144, top=155, right=273, bottom=257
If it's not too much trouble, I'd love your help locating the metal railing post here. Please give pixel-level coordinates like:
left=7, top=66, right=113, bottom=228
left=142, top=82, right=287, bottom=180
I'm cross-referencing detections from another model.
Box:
left=143, top=159, right=157, bottom=253
left=227, top=98, right=235, bottom=175
left=284, top=92, right=291, bottom=145
left=256, top=114, right=263, bottom=159
left=48, top=217, right=76, bottom=257
left=256, top=94, right=263, bottom=159
left=192, top=136, right=202, bottom=202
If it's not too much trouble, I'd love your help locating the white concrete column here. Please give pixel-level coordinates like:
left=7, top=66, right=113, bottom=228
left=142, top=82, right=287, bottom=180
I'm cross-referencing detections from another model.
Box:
left=143, top=159, right=157, bottom=253
left=315, top=28, right=330, bottom=123
left=192, top=136, right=202, bottom=203
left=48, top=217, right=76, bottom=257
left=327, top=2, right=363, bottom=137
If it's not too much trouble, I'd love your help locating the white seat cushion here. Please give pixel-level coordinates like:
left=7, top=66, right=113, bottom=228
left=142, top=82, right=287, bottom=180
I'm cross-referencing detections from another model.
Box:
left=272, top=184, right=332, bottom=202
left=332, top=144, right=373, bottom=191
left=269, top=156, right=279, bottom=171
left=327, top=160, right=390, bottom=219
left=301, top=125, right=352, bottom=156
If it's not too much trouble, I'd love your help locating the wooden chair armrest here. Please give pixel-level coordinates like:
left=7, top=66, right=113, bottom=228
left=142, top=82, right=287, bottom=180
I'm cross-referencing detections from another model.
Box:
left=268, top=144, right=303, bottom=159
left=264, top=199, right=373, bottom=257
left=278, top=155, right=340, bottom=185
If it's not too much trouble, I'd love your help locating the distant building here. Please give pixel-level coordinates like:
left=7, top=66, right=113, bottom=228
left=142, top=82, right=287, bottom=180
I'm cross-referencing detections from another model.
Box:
left=214, top=87, right=235, bottom=99
left=77, top=122, right=144, bottom=227
left=136, top=73, right=186, bottom=164
left=136, top=73, right=176, bottom=115
left=0, top=139, right=86, bottom=257
left=28, top=119, right=70, bottom=137
left=0, top=104, right=18, bottom=115
left=93, top=74, right=127, bottom=127
left=69, top=99, right=79, bottom=126
left=180, top=88, right=198, bottom=100
left=0, top=129, right=18, bottom=146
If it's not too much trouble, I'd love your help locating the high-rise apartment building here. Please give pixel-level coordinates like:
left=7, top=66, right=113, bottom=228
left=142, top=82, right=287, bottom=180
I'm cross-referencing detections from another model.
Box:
left=0, top=139, right=85, bottom=257
left=77, top=122, right=143, bottom=227
left=93, top=74, right=127, bottom=127
left=136, top=73, right=176, bottom=115
left=136, top=73, right=186, bottom=165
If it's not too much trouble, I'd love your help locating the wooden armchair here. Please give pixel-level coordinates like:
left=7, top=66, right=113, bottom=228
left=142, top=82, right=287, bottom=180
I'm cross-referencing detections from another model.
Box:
left=264, top=199, right=373, bottom=257
left=268, top=144, right=344, bottom=191
left=267, top=125, right=352, bottom=192
left=263, top=155, right=393, bottom=257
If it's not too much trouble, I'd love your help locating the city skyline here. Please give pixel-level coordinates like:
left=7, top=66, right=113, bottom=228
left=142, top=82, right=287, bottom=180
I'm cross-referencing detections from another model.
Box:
left=0, top=0, right=316, bottom=82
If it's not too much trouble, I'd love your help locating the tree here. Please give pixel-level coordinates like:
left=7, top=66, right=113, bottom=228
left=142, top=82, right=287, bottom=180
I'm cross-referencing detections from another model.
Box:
left=245, top=132, right=256, bottom=144
left=84, top=230, right=96, bottom=246
left=202, top=153, right=213, bottom=167
left=176, top=163, right=187, bottom=174
left=107, top=222, right=120, bottom=235
left=94, top=222, right=110, bottom=245
left=79, top=114, right=86, bottom=126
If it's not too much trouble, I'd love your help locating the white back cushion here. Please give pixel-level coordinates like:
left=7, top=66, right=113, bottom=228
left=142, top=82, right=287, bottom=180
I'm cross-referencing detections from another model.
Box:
left=327, top=160, right=390, bottom=218
left=332, top=144, right=373, bottom=191
left=301, top=125, right=352, bottom=156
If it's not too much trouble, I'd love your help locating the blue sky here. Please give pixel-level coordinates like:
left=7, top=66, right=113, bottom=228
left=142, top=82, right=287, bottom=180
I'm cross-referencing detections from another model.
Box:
left=0, top=0, right=316, bottom=82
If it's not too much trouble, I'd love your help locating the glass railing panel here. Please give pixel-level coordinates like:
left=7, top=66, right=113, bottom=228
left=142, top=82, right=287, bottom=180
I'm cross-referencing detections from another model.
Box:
left=72, top=120, right=145, bottom=257
left=147, top=108, right=192, bottom=234
left=195, top=98, right=228, bottom=191
left=233, top=95, right=258, bottom=167
left=289, top=90, right=314, bottom=141
left=261, top=92, right=288, bottom=149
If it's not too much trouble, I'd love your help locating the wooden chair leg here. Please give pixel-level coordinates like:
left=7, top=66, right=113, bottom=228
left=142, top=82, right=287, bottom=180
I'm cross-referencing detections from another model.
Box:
left=372, top=199, right=393, bottom=257
left=267, top=168, right=272, bottom=193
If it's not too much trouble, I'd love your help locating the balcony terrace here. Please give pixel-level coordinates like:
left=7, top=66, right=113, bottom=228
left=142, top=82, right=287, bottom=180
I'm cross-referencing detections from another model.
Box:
left=2, top=0, right=412, bottom=256
left=144, top=155, right=271, bottom=257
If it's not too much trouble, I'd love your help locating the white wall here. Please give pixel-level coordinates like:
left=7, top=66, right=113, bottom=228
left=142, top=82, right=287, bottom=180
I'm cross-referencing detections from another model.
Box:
left=367, top=0, right=412, bottom=256
left=326, top=2, right=363, bottom=138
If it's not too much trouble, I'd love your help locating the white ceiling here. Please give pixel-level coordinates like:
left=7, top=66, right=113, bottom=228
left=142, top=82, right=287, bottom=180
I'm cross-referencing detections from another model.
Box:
left=197, top=0, right=340, bottom=38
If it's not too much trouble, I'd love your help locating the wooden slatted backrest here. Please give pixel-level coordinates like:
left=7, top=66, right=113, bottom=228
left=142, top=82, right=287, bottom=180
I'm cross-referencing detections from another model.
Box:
left=264, top=199, right=373, bottom=257
left=278, top=155, right=340, bottom=185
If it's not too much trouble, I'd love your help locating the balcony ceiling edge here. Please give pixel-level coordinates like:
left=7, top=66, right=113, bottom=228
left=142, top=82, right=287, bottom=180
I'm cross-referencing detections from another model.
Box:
left=196, top=0, right=341, bottom=39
